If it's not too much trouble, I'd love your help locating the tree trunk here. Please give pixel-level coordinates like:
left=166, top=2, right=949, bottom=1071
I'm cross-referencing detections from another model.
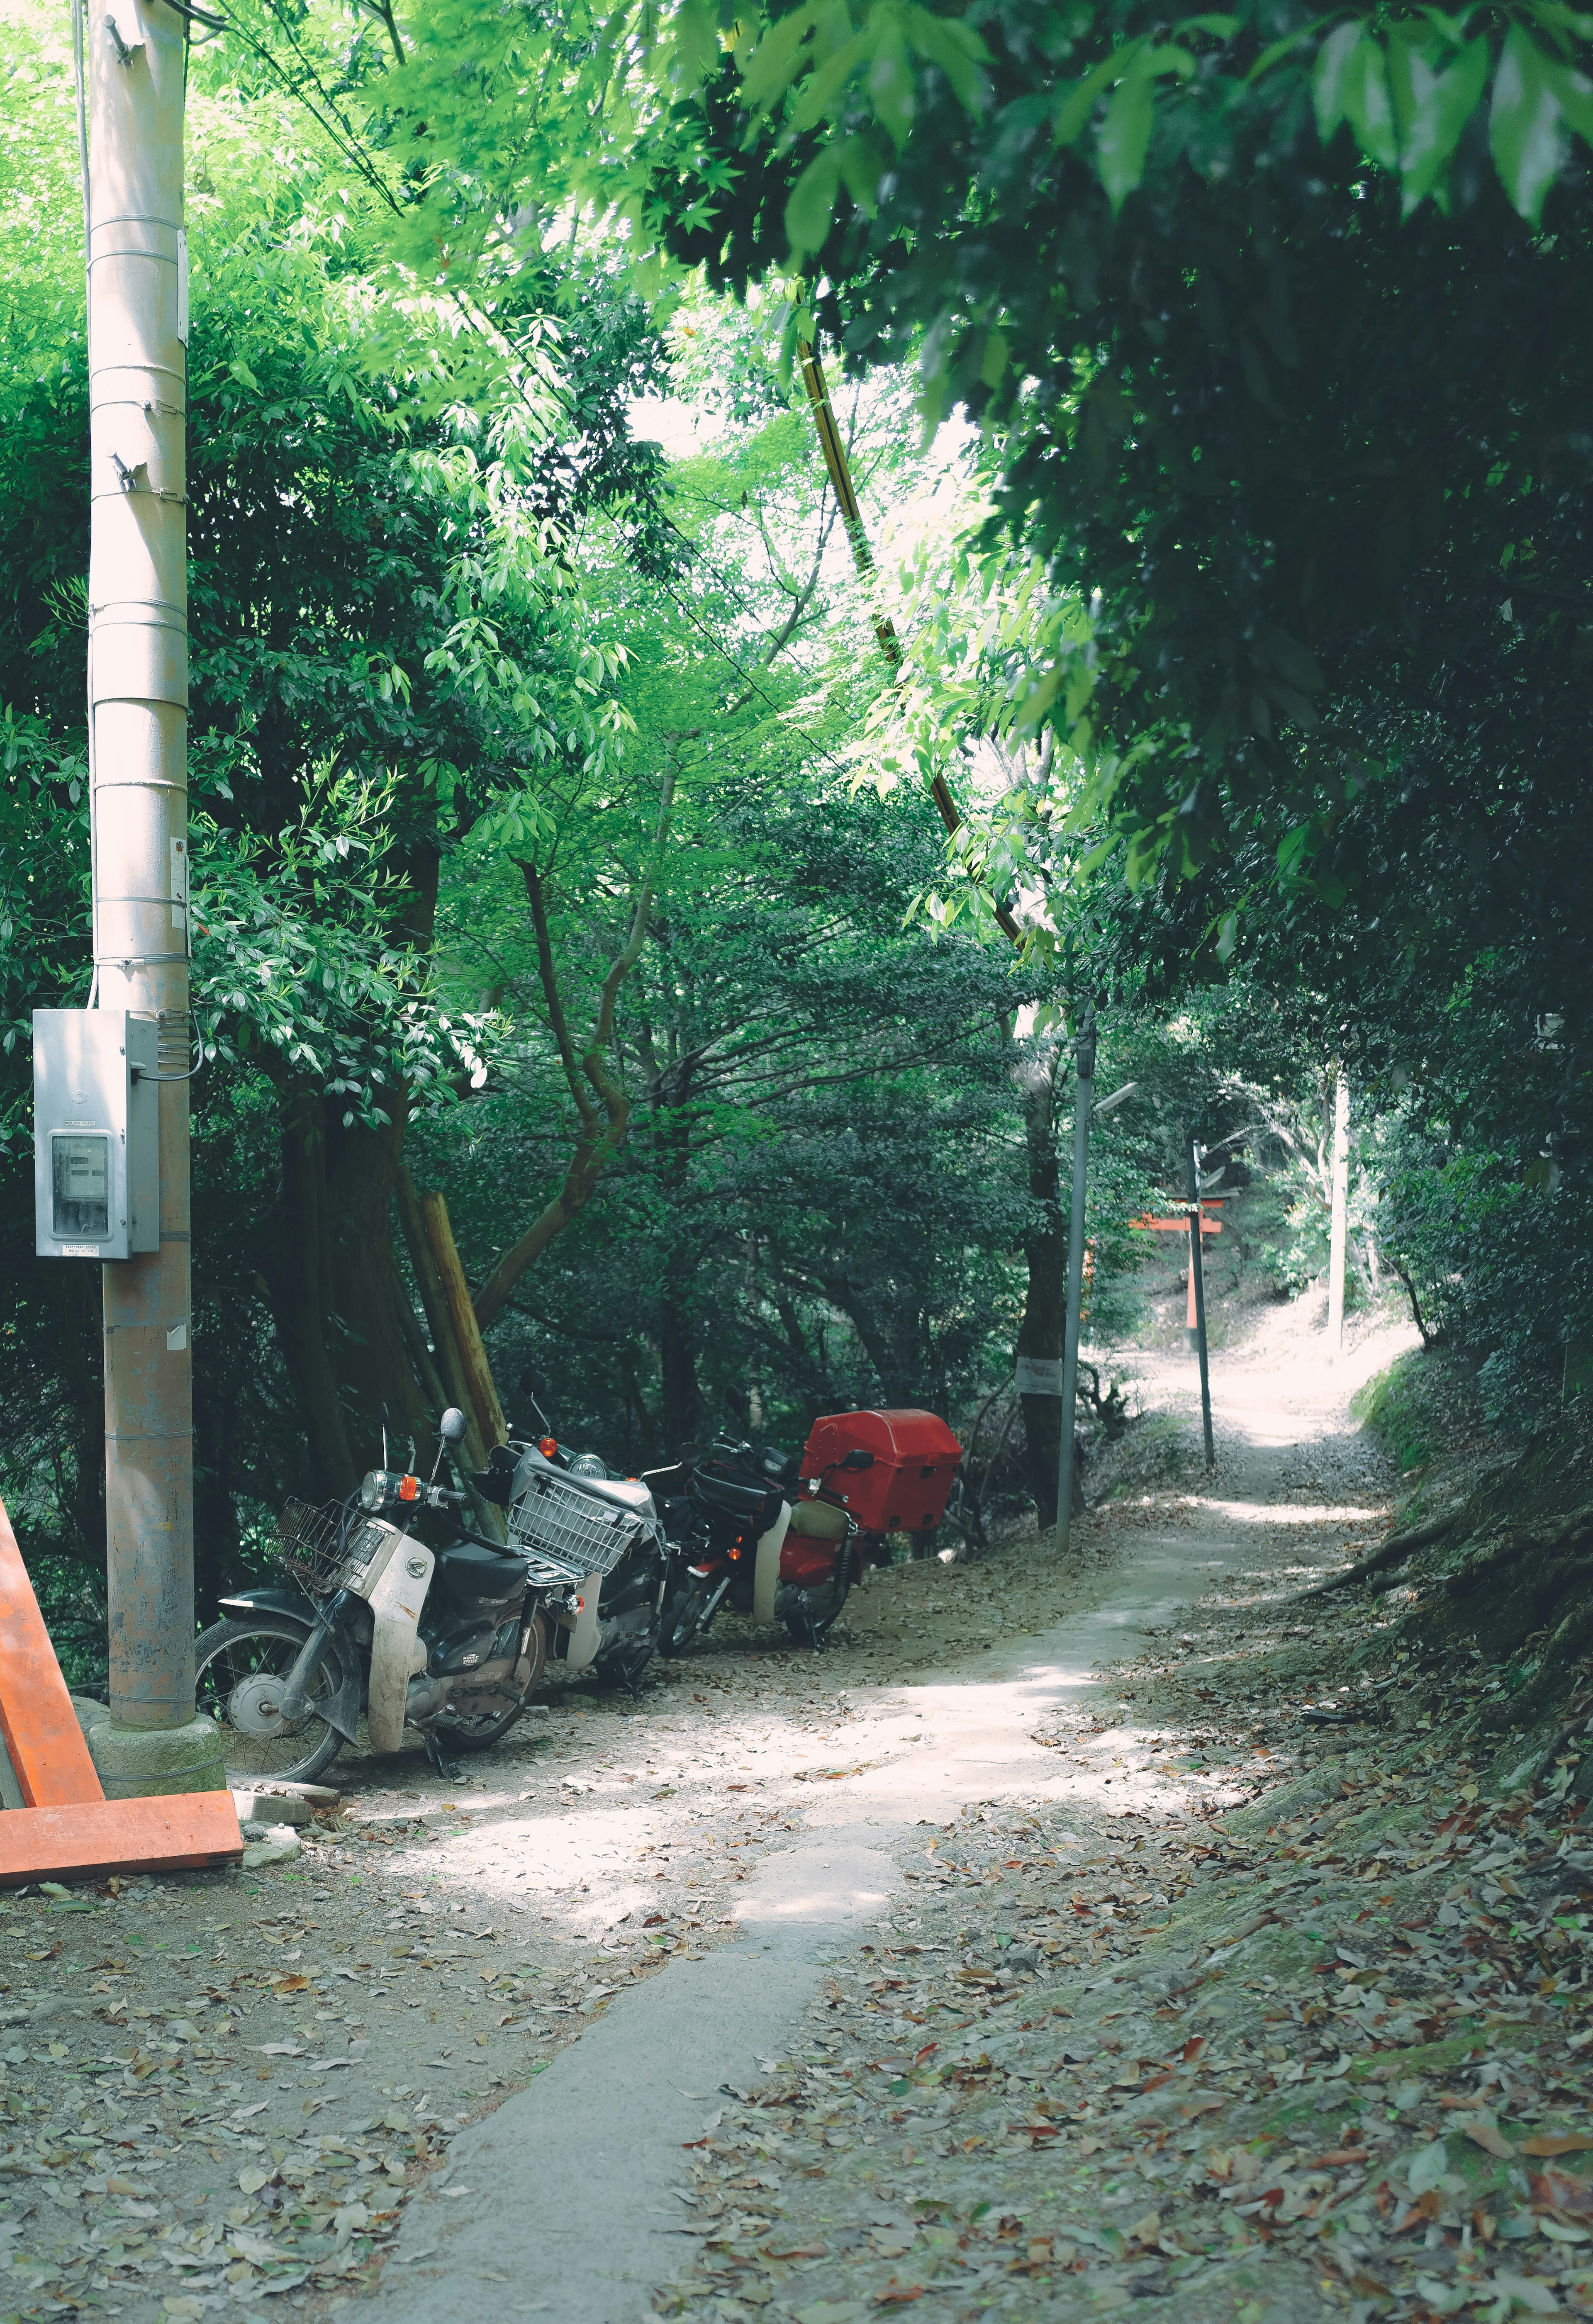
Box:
left=658, top=1244, right=702, bottom=1457
left=1013, top=1026, right=1067, bottom=1527
left=256, top=847, right=441, bottom=1501
left=260, top=1083, right=357, bottom=1500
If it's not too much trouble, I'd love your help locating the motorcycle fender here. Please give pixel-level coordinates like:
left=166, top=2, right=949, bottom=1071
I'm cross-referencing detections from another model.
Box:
left=218, top=1584, right=319, bottom=1626
left=752, top=1501, right=792, bottom=1627
left=366, top=1540, right=434, bottom=1753
left=551, top=1574, right=604, bottom=1672
left=219, top=1594, right=362, bottom=1745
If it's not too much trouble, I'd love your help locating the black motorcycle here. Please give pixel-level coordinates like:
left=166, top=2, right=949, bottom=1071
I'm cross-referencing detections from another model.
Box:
left=194, top=1411, right=667, bottom=1786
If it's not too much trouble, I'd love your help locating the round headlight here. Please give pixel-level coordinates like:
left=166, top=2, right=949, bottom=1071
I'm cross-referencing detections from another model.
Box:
left=568, top=1452, right=608, bottom=1481
left=359, top=1470, right=386, bottom=1510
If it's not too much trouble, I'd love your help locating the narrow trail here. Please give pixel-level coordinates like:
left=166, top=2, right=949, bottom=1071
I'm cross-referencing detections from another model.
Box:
left=368, top=1304, right=1412, bottom=2324
left=0, top=1295, right=1426, bottom=2324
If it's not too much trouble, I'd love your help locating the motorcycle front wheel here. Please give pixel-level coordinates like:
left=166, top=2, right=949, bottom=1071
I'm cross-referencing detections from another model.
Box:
left=194, top=1616, right=346, bottom=1786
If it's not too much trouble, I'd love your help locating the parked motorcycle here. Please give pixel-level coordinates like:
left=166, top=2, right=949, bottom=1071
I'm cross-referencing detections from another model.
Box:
left=654, top=1433, right=872, bottom=1655
left=195, top=1411, right=668, bottom=1785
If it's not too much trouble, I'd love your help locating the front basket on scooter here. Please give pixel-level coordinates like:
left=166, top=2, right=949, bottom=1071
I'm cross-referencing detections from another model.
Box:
left=276, top=1498, right=385, bottom=1598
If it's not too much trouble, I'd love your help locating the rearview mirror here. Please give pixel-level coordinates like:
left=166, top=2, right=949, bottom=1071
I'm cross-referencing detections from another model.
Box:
left=438, top=1406, right=469, bottom=1445
left=842, top=1448, right=874, bottom=1470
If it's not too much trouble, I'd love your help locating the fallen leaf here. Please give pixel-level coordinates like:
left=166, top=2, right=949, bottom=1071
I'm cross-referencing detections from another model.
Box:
left=1465, top=2120, right=1515, bottom=2159
left=1524, top=2136, right=1593, bottom=2157
left=874, top=2288, right=924, bottom=2308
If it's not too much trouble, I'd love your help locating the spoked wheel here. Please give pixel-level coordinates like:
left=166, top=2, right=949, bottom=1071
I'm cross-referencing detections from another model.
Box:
left=659, top=1582, right=711, bottom=1658
left=194, top=1616, right=346, bottom=1786
left=783, top=1558, right=853, bottom=1648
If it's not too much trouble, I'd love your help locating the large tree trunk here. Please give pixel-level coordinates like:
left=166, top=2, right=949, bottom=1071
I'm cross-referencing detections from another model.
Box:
left=256, top=848, right=441, bottom=1499
left=1013, top=1026, right=1069, bottom=1528
left=259, top=1083, right=358, bottom=1500
left=658, top=1248, right=702, bottom=1458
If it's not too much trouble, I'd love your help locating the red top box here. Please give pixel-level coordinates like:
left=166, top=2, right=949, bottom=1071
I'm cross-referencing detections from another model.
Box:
left=799, top=1408, right=963, bottom=1535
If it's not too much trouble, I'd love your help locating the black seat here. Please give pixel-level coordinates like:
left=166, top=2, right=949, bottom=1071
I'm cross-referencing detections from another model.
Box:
left=437, top=1543, right=526, bottom=1604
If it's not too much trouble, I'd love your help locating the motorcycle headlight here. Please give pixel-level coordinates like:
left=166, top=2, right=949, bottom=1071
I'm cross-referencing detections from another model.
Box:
left=359, top=1470, right=387, bottom=1511
left=569, top=1452, right=608, bottom=1480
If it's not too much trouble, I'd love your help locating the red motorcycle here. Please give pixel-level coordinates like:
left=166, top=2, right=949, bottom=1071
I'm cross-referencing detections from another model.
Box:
left=655, top=1408, right=962, bottom=1653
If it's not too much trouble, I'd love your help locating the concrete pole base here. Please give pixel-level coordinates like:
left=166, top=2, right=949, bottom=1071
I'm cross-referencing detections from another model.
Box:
left=84, top=1714, right=229, bottom=1801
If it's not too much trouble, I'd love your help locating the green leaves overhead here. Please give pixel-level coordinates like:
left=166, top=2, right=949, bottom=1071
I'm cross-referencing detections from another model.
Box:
left=691, top=0, right=1593, bottom=250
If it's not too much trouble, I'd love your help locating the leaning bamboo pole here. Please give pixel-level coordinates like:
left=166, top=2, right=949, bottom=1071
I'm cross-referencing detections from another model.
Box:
left=796, top=339, right=1023, bottom=949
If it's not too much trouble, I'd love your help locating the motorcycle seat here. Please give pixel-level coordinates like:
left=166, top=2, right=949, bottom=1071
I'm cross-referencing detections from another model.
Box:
left=438, top=1542, right=529, bottom=1601
left=788, top=1497, right=849, bottom=1540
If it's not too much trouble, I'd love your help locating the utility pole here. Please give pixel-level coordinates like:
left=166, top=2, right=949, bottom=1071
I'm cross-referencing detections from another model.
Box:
left=1055, top=1007, right=1095, bottom=1556
left=1327, top=1066, right=1350, bottom=1356
left=80, top=0, right=223, bottom=1793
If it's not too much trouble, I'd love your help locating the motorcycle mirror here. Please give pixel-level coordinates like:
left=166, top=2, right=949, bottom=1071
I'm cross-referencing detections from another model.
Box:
left=842, top=1448, right=875, bottom=1470
left=430, top=1404, right=468, bottom=1483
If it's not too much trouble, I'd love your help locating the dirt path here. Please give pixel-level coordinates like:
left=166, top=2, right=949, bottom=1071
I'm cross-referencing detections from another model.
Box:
left=0, top=1299, right=1425, bottom=2324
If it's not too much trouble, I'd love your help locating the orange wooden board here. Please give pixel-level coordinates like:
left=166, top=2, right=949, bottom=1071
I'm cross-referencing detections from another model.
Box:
left=1131, top=1214, right=1222, bottom=1235
left=0, top=1495, right=103, bottom=1807
left=0, top=1793, right=242, bottom=1887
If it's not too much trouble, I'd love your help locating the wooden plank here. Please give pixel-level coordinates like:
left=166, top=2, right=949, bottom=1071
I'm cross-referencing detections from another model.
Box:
left=0, top=1497, right=103, bottom=1808
left=1130, top=1214, right=1223, bottom=1235
left=0, top=1792, right=242, bottom=1887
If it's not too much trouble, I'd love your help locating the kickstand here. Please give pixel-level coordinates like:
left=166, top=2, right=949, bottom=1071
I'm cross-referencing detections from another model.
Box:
left=423, top=1729, right=460, bottom=1783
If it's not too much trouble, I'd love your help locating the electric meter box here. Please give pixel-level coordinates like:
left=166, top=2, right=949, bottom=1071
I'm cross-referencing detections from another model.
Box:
left=33, top=1010, right=159, bottom=1261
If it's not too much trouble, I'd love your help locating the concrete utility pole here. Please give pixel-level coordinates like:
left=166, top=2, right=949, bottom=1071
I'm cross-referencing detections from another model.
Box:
left=83, top=0, right=224, bottom=1793
left=1327, top=1067, right=1351, bottom=1358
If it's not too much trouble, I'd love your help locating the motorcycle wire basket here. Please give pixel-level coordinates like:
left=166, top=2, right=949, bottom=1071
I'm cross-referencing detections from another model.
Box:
left=507, top=1471, right=638, bottom=1584
left=276, top=1498, right=382, bottom=1598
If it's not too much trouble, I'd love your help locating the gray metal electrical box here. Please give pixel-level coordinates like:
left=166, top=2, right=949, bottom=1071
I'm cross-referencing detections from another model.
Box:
left=33, top=1010, right=159, bottom=1261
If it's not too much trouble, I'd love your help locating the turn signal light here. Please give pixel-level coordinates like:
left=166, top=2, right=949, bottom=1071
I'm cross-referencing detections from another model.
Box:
left=728, top=1545, right=742, bottom=1562
left=398, top=1475, right=419, bottom=1502
left=539, top=1436, right=558, bottom=1458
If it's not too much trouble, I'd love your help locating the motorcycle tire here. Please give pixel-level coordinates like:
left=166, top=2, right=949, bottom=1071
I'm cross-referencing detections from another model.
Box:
left=434, top=1697, right=527, bottom=1751
left=658, top=1582, right=709, bottom=1658
left=783, top=1559, right=853, bottom=1648
left=194, top=1615, right=346, bottom=1787
left=435, top=1610, right=545, bottom=1750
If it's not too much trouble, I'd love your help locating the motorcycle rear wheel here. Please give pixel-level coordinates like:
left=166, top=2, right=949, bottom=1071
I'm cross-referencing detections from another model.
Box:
left=434, top=1697, right=527, bottom=1751
left=194, top=1616, right=346, bottom=1786
left=783, top=1560, right=853, bottom=1647
left=659, top=1582, right=710, bottom=1657
left=435, top=1611, right=544, bottom=1750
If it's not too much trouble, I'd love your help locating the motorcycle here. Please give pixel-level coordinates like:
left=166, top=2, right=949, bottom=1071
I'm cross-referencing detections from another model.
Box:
left=194, top=1410, right=668, bottom=1786
left=655, top=1433, right=874, bottom=1655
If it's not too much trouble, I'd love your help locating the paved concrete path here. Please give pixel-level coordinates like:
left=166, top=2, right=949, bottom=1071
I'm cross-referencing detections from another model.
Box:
left=373, top=1536, right=1204, bottom=2324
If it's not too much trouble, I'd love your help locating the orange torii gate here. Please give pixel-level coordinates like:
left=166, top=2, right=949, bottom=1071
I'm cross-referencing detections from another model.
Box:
left=1130, top=1197, right=1225, bottom=1339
